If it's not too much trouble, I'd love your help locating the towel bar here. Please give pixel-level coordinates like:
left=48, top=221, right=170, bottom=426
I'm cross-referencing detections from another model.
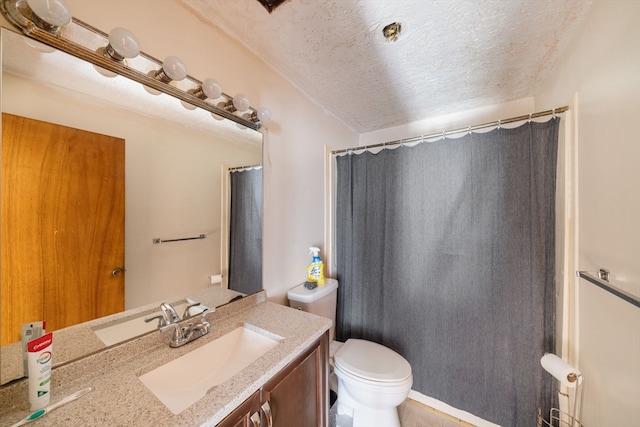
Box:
left=153, top=234, right=206, bottom=244
left=576, top=270, right=640, bottom=308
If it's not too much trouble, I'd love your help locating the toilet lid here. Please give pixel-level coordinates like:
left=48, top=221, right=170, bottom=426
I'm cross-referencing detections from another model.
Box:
left=334, top=339, right=412, bottom=383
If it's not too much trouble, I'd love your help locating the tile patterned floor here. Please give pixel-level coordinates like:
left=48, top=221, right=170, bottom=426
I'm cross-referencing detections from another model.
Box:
left=398, top=399, right=476, bottom=427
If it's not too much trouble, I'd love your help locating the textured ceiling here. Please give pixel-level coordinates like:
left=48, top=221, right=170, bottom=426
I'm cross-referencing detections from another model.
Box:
left=179, top=0, right=593, bottom=133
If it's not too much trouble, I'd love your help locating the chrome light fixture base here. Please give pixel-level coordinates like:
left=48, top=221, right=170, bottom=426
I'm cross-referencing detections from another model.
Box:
left=0, top=0, right=265, bottom=130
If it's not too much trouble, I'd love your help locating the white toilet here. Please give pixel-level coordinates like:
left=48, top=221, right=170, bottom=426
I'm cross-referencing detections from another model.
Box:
left=288, top=279, right=413, bottom=427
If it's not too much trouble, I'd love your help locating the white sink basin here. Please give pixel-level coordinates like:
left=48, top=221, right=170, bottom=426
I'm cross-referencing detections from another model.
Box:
left=138, top=324, right=282, bottom=414
left=93, top=299, right=208, bottom=346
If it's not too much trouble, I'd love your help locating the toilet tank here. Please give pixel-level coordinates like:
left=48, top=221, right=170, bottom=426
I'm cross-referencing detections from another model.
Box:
left=288, top=278, right=339, bottom=340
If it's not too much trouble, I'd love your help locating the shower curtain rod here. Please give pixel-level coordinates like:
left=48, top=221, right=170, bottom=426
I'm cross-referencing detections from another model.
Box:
left=331, top=105, right=569, bottom=155
left=228, top=163, right=263, bottom=172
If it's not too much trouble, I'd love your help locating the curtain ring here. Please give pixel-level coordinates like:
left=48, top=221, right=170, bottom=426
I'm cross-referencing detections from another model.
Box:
left=497, top=119, right=501, bottom=129
left=467, top=125, right=472, bottom=135
left=528, top=113, right=532, bottom=123
left=441, top=130, right=446, bottom=141
left=552, top=108, right=556, bottom=118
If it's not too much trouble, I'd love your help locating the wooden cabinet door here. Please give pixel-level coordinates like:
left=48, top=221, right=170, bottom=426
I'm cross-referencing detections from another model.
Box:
left=1, top=113, right=125, bottom=344
left=217, top=390, right=261, bottom=427
left=261, top=332, right=329, bottom=427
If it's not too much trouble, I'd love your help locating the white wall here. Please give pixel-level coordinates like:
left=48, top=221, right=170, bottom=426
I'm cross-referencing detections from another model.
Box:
left=359, top=97, right=534, bottom=146
left=1, top=1, right=358, bottom=305
left=536, top=1, right=640, bottom=425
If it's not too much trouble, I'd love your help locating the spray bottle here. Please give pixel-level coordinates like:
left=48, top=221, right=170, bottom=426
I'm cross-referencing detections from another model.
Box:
left=307, top=247, right=325, bottom=286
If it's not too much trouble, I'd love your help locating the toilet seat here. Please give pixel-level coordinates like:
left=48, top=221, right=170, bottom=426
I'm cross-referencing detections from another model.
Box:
left=334, top=339, right=412, bottom=383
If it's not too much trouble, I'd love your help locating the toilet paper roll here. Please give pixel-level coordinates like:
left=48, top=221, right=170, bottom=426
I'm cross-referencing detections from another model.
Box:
left=540, top=353, right=581, bottom=388
left=209, top=274, right=222, bottom=285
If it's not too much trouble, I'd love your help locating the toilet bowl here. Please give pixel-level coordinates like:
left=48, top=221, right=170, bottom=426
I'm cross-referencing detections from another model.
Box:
left=333, top=339, right=412, bottom=427
left=287, top=280, right=413, bottom=427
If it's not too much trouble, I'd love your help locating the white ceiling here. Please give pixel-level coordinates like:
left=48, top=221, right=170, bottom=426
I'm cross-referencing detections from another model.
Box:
left=179, top=0, right=593, bottom=133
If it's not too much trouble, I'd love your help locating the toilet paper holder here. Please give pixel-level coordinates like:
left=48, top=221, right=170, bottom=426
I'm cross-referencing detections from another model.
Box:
left=537, top=354, right=583, bottom=427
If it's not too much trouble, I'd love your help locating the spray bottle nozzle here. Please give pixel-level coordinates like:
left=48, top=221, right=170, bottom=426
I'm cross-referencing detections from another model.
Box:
left=309, top=247, right=320, bottom=256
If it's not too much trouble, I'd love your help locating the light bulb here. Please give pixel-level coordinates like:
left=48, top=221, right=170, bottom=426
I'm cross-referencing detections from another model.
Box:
left=27, top=0, right=72, bottom=27
left=256, top=107, right=272, bottom=123
left=202, top=78, right=222, bottom=99
left=143, top=85, right=162, bottom=96
left=232, top=94, right=250, bottom=112
left=181, top=100, right=197, bottom=110
left=107, top=27, right=140, bottom=60
left=94, top=65, right=118, bottom=78
left=161, top=56, right=187, bottom=81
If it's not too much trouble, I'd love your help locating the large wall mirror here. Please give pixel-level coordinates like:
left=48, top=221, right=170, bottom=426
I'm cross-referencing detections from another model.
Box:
left=1, top=27, right=263, bottom=385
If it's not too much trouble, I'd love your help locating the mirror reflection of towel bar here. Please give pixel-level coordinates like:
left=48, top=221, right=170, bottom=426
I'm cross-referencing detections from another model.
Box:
left=153, top=234, right=206, bottom=244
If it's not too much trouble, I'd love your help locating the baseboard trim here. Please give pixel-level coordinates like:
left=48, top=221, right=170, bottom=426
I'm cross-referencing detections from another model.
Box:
left=407, top=391, right=500, bottom=427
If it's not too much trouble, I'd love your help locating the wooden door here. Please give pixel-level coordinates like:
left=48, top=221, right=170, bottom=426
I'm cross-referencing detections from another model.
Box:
left=1, top=113, right=125, bottom=345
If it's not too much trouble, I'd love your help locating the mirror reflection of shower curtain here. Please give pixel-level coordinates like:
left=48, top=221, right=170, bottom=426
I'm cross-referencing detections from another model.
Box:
left=335, top=118, right=559, bottom=427
left=228, top=168, right=263, bottom=294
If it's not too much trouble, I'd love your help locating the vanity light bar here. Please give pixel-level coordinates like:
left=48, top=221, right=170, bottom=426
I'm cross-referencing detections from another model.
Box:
left=0, top=0, right=264, bottom=130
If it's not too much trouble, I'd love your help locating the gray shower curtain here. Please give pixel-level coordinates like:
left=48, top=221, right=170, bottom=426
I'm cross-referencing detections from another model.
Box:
left=228, top=168, right=263, bottom=294
left=335, top=119, right=559, bottom=426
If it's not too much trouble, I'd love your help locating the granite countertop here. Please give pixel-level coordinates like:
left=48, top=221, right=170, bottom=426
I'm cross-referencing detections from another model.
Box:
left=0, top=292, right=331, bottom=426
left=1, top=286, right=246, bottom=385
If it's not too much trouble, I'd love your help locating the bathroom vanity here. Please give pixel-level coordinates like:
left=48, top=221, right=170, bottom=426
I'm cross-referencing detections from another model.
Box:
left=218, top=333, right=328, bottom=426
left=0, top=291, right=331, bottom=426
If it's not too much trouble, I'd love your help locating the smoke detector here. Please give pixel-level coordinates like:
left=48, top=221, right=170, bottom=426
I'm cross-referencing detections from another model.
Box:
left=382, top=22, right=402, bottom=42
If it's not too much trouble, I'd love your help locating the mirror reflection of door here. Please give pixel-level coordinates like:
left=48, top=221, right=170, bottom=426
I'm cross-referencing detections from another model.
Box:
left=1, top=113, right=125, bottom=345
left=228, top=167, right=263, bottom=295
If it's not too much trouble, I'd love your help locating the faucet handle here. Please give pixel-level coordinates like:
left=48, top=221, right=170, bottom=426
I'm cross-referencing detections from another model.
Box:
left=144, top=313, right=167, bottom=328
left=182, top=301, right=202, bottom=319
left=200, top=307, right=215, bottom=322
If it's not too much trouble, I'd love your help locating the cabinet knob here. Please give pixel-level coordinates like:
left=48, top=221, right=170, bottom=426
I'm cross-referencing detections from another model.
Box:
left=111, top=267, right=124, bottom=277
left=261, top=401, right=273, bottom=427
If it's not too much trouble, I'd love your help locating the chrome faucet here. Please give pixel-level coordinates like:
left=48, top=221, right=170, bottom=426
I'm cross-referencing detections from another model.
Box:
left=160, top=302, right=181, bottom=324
left=160, top=308, right=213, bottom=348
left=144, top=302, right=182, bottom=328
